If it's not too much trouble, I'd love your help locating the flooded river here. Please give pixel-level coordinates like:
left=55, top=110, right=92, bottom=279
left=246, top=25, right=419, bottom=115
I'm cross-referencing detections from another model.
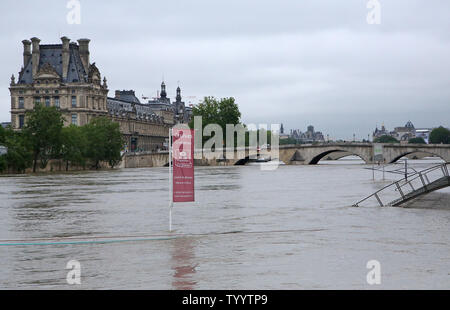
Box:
left=0, top=159, right=449, bottom=289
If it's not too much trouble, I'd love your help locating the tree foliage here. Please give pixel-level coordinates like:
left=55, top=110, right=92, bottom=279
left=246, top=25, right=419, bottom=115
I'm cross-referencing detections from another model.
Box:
left=61, top=125, right=87, bottom=171
left=279, top=137, right=299, bottom=145
left=189, top=97, right=241, bottom=130
left=408, top=137, right=426, bottom=144
left=373, top=135, right=399, bottom=143
left=82, top=117, right=123, bottom=169
left=189, top=97, right=241, bottom=146
left=22, top=104, right=64, bottom=172
left=1, top=110, right=124, bottom=173
left=0, top=126, right=33, bottom=173
left=429, top=126, right=450, bottom=144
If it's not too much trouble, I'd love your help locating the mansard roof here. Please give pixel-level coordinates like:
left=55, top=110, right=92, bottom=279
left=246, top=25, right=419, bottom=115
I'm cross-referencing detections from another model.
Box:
left=405, top=121, right=415, bottom=128
left=18, top=44, right=88, bottom=84
left=115, top=90, right=141, bottom=104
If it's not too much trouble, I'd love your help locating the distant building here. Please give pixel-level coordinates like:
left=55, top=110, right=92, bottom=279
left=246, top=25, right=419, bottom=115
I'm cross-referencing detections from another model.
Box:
left=1, top=122, right=11, bottom=128
left=415, top=128, right=432, bottom=144
left=373, top=124, right=389, bottom=139
left=373, top=121, right=433, bottom=143
left=290, top=125, right=325, bottom=143
left=391, top=121, right=416, bottom=141
left=279, top=123, right=290, bottom=140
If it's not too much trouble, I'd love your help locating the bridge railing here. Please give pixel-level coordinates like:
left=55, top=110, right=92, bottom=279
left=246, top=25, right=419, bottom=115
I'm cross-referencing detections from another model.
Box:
left=353, top=163, right=449, bottom=207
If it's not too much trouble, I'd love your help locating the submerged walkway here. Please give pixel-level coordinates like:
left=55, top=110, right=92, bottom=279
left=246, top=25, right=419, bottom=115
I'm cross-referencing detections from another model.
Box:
left=354, top=164, right=450, bottom=207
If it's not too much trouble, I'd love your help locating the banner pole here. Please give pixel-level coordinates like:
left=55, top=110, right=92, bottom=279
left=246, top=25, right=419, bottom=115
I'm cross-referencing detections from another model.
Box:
left=169, top=128, right=173, bottom=232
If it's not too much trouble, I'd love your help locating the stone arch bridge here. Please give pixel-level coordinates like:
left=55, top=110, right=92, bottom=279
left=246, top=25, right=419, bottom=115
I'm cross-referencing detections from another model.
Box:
left=122, top=143, right=450, bottom=168
left=277, top=143, right=450, bottom=165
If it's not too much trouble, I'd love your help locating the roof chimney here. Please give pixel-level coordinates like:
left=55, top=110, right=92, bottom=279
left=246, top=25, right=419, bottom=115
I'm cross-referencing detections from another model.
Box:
left=61, top=36, right=70, bottom=81
left=22, top=40, right=31, bottom=68
left=77, top=38, right=90, bottom=72
left=30, top=37, right=40, bottom=79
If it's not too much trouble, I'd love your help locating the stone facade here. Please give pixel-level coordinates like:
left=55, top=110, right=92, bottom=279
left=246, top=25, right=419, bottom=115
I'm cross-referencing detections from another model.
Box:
left=10, top=37, right=108, bottom=129
left=9, top=37, right=193, bottom=153
left=108, top=91, right=170, bottom=152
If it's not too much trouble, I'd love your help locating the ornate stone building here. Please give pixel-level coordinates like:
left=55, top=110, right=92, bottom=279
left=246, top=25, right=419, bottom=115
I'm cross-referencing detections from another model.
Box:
left=10, top=37, right=108, bottom=129
left=373, top=121, right=420, bottom=142
left=108, top=90, right=170, bottom=152
left=290, top=125, right=325, bottom=143
left=9, top=37, right=193, bottom=152
left=147, top=81, right=192, bottom=124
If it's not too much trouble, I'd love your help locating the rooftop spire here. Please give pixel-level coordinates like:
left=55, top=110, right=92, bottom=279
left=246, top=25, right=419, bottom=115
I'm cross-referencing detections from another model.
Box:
left=160, top=80, right=167, bottom=98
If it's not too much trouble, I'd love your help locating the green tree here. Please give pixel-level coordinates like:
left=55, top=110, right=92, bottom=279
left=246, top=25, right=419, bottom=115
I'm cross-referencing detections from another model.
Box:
left=279, top=137, right=298, bottom=145
left=1, top=127, right=33, bottom=173
left=408, top=137, right=426, bottom=144
left=61, top=125, right=87, bottom=171
left=189, top=97, right=241, bottom=146
left=373, top=135, right=399, bottom=143
left=22, top=104, right=64, bottom=172
left=0, top=155, right=6, bottom=172
left=82, top=117, right=123, bottom=169
left=0, top=126, right=6, bottom=172
left=429, top=126, right=450, bottom=144
left=0, top=125, right=5, bottom=144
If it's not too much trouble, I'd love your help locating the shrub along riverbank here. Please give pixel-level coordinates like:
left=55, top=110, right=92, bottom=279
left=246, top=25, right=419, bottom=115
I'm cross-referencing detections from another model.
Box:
left=0, top=104, right=123, bottom=174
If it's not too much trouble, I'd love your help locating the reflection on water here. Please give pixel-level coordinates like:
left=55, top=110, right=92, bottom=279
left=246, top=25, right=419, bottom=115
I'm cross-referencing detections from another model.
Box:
left=171, top=238, right=197, bottom=290
left=0, top=159, right=449, bottom=289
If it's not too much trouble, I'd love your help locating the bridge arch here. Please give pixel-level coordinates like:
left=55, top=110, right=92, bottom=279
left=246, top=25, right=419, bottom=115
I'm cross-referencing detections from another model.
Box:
left=389, top=151, right=446, bottom=163
left=234, top=157, right=250, bottom=165
left=308, top=149, right=369, bottom=165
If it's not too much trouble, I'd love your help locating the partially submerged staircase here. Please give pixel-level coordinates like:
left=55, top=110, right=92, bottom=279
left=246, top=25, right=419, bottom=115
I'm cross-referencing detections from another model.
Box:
left=354, top=164, right=450, bottom=207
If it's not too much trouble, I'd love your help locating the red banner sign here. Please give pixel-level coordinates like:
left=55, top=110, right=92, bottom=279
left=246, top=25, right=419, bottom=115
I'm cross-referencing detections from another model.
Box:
left=172, top=129, right=195, bottom=202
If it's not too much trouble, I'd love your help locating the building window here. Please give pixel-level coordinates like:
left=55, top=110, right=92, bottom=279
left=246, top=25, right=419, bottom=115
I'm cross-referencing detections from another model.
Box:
left=54, top=97, right=60, bottom=108
left=71, top=114, right=78, bottom=125
left=19, top=97, right=24, bottom=109
left=34, top=97, right=41, bottom=105
left=71, top=96, right=77, bottom=108
left=45, top=97, right=50, bottom=107
left=19, top=115, right=25, bottom=129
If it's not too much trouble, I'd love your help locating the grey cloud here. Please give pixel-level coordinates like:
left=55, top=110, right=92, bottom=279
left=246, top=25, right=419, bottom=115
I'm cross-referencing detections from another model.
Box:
left=0, top=0, right=449, bottom=139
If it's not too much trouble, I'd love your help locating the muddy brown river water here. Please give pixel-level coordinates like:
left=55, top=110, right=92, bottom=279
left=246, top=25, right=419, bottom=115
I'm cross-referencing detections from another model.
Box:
left=0, top=159, right=449, bottom=289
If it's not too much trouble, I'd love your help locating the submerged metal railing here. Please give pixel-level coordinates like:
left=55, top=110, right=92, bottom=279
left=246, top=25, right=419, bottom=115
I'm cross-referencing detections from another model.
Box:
left=353, top=163, right=449, bottom=207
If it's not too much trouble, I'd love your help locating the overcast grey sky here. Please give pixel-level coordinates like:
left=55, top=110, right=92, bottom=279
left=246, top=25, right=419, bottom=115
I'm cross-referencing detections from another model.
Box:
left=1, top=0, right=449, bottom=139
